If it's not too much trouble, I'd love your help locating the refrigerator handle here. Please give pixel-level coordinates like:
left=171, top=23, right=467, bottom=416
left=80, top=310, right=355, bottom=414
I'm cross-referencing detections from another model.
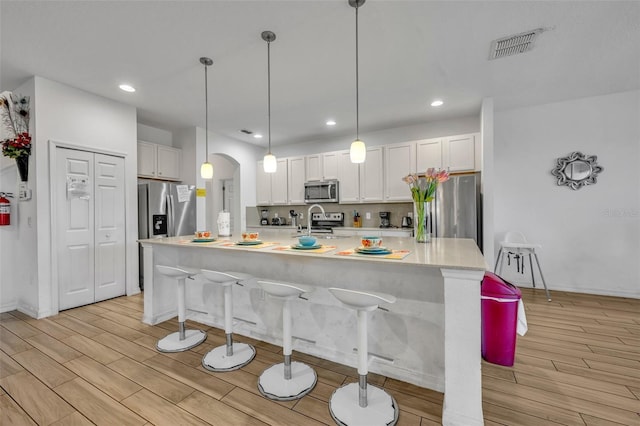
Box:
left=167, top=194, right=174, bottom=236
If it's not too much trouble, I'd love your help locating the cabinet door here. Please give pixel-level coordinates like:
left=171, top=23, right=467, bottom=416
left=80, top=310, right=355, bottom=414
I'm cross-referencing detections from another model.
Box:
left=156, top=145, right=182, bottom=180
left=445, top=134, right=475, bottom=172
left=306, top=155, right=322, bottom=181
left=337, top=151, right=360, bottom=203
left=359, top=147, right=384, bottom=202
left=256, top=161, right=271, bottom=205
left=416, top=138, right=442, bottom=172
left=384, top=142, right=415, bottom=202
left=322, top=152, right=339, bottom=180
left=137, top=141, right=156, bottom=178
left=288, top=156, right=306, bottom=204
left=271, top=159, right=289, bottom=204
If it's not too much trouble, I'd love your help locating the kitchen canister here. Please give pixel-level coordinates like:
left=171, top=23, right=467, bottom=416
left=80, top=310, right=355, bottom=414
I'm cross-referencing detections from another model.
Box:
left=217, top=211, right=231, bottom=237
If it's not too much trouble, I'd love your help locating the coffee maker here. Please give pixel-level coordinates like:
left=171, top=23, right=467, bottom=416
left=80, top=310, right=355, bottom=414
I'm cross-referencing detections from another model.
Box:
left=260, top=209, right=269, bottom=226
left=379, top=211, right=391, bottom=228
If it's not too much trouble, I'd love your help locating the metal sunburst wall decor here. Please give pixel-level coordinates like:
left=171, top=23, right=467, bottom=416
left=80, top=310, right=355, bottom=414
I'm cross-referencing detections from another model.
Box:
left=551, top=151, right=603, bottom=190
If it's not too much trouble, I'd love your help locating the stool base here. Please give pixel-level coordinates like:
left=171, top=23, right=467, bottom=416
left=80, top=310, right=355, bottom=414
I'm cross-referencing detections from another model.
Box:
left=202, top=343, right=256, bottom=372
left=258, top=361, right=317, bottom=401
left=329, top=382, right=399, bottom=426
left=156, top=329, right=207, bottom=353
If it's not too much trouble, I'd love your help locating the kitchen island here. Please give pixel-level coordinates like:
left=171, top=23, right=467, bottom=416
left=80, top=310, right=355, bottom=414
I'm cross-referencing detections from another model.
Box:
left=140, top=230, right=486, bottom=426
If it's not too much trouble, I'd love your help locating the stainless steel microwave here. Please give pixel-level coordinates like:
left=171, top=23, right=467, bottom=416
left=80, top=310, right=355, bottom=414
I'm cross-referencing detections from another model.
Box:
left=304, top=180, right=339, bottom=203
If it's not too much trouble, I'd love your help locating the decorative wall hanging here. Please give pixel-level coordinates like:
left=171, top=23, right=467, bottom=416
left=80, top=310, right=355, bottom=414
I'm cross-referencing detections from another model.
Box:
left=551, top=151, right=603, bottom=190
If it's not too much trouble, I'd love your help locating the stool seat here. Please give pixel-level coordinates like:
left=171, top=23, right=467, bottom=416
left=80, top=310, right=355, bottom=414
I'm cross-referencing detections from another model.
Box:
left=328, top=287, right=399, bottom=426
left=256, top=280, right=317, bottom=401
left=200, top=269, right=256, bottom=372
left=258, top=280, right=313, bottom=298
left=155, top=265, right=207, bottom=353
left=329, top=288, right=396, bottom=311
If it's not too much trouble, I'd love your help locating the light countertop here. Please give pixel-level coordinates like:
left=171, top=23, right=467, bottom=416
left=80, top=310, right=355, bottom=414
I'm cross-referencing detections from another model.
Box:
left=139, top=231, right=486, bottom=271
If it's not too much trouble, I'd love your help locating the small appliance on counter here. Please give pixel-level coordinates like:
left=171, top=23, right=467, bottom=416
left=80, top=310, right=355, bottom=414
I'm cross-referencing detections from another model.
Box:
left=379, top=211, right=391, bottom=228
left=401, top=216, right=413, bottom=228
left=260, top=209, right=269, bottom=225
left=271, top=216, right=287, bottom=226
left=290, top=209, right=299, bottom=227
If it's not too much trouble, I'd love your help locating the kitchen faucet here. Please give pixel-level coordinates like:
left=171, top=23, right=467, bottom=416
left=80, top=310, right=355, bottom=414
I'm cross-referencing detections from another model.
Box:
left=307, top=204, right=325, bottom=236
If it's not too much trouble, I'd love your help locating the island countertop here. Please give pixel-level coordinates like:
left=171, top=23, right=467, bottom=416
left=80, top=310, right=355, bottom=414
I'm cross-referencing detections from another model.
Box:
left=139, top=230, right=486, bottom=271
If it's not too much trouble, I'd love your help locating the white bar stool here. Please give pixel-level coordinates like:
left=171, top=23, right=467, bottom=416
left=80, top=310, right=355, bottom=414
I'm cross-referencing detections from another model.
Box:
left=494, top=231, right=551, bottom=301
left=256, top=280, right=317, bottom=401
left=328, top=288, right=399, bottom=426
left=200, top=270, right=256, bottom=372
left=155, top=265, right=207, bottom=352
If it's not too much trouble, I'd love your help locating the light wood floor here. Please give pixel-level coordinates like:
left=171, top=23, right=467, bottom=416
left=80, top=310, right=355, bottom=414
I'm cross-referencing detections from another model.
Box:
left=1, top=288, right=639, bottom=425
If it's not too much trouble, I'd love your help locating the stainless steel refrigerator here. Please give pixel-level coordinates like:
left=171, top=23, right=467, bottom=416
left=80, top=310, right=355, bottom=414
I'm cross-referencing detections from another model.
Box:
left=138, top=180, right=196, bottom=288
left=432, top=172, right=482, bottom=248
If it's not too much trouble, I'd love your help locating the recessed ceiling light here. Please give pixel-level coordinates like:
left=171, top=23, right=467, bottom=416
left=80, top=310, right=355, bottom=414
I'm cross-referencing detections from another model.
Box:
left=253, top=134, right=263, bottom=139
left=431, top=100, right=444, bottom=107
left=119, top=84, right=136, bottom=93
left=326, top=120, right=337, bottom=126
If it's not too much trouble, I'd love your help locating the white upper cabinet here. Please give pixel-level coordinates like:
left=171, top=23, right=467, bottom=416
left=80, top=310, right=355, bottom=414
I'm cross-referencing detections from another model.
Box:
left=416, top=138, right=443, bottom=172
left=443, top=133, right=477, bottom=172
left=384, top=142, right=416, bottom=202
left=306, top=152, right=339, bottom=181
left=416, top=133, right=479, bottom=173
left=359, top=146, right=384, bottom=202
left=288, top=156, right=306, bottom=204
left=256, top=158, right=289, bottom=206
left=337, top=147, right=383, bottom=203
left=337, top=151, right=360, bottom=203
left=137, top=141, right=182, bottom=181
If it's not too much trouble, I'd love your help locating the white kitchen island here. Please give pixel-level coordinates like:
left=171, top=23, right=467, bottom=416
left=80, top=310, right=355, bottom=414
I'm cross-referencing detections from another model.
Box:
left=140, top=230, right=487, bottom=426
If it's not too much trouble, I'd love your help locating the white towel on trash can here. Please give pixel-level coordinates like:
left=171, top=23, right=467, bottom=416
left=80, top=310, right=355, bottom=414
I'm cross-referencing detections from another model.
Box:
left=517, top=299, right=528, bottom=336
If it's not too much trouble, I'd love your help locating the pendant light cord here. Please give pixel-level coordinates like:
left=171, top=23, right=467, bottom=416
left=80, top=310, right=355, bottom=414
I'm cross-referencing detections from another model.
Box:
left=267, top=40, right=272, bottom=155
left=355, top=3, right=359, bottom=140
left=204, top=63, right=209, bottom=160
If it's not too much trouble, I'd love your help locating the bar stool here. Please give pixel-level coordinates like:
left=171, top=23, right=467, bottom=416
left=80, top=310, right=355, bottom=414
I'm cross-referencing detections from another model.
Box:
left=328, top=288, right=399, bottom=426
left=200, top=270, right=256, bottom=371
left=256, top=280, right=317, bottom=401
left=494, top=231, right=551, bottom=301
left=155, top=265, right=207, bottom=352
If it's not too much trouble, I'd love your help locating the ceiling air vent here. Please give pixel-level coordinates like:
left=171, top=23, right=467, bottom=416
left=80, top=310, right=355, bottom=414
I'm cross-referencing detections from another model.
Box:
left=489, top=28, right=543, bottom=60
left=240, top=129, right=253, bottom=135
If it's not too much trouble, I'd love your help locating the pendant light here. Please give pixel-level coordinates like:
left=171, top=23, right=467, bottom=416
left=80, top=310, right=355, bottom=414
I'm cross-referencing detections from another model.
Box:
left=200, top=57, right=214, bottom=179
left=349, top=0, right=366, bottom=164
left=262, top=31, right=278, bottom=173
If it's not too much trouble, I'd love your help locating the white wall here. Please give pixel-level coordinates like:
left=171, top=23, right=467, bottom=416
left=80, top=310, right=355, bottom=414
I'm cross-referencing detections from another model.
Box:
left=0, top=76, right=138, bottom=316
left=137, top=123, right=172, bottom=146
left=494, top=90, right=640, bottom=298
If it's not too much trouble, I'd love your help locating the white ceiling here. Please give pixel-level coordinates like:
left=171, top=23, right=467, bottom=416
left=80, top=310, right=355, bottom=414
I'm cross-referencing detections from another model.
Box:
left=2, top=1, right=639, bottom=148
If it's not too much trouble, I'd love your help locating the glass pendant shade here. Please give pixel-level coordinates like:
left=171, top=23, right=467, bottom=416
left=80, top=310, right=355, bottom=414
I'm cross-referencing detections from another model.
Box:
left=200, top=161, right=213, bottom=179
left=350, top=139, right=366, bottom=163
left=263, top=153, right=277, bottom=173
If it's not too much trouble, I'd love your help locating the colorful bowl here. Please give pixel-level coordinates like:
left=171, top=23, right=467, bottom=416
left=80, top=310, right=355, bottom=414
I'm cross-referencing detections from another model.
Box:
left=298, top=236, right=317, bottom=247
left=241, top=232, right=260, bottom=241
left=361, top=236, right=382, bottom=248
left=195, top=230, right=212, bottom=239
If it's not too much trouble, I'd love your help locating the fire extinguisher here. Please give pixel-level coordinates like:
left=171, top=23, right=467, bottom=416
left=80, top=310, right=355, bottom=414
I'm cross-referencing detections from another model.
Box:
left=0, top=192, right=12, bottom=226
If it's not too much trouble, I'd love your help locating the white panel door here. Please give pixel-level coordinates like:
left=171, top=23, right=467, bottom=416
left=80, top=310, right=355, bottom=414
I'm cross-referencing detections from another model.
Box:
left=416, top=138, right=443, bottom=172
left=359, top=147, right=384, bottom=202
left=288, top=156, right=306, bottom=204
left=57, top=148, right=126, bottom=310
left=94, top=153, right=125, bottom=302
left=337, top=151, right=360, bottom=202
left=384, top=142, right=415, bottom=202
left=57, top=149, right=95, bottom=310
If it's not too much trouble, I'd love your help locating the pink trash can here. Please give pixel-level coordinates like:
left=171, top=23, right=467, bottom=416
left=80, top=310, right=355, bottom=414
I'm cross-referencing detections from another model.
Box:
left=481, top=272, right=522, bottom=366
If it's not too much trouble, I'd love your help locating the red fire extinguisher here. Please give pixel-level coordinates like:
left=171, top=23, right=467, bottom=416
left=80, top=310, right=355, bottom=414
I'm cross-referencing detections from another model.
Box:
left=0, top=192, right=12, bottom=226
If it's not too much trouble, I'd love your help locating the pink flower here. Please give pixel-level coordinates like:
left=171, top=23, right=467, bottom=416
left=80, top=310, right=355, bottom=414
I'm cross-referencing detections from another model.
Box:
left=436, top=169, right=449, bottom=183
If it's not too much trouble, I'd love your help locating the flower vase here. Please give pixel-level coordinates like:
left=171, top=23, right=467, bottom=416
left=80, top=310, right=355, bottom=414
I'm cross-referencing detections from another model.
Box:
left=413, top=201, right=431, bottom=243
left=16, top=155, right=29, bottom=182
